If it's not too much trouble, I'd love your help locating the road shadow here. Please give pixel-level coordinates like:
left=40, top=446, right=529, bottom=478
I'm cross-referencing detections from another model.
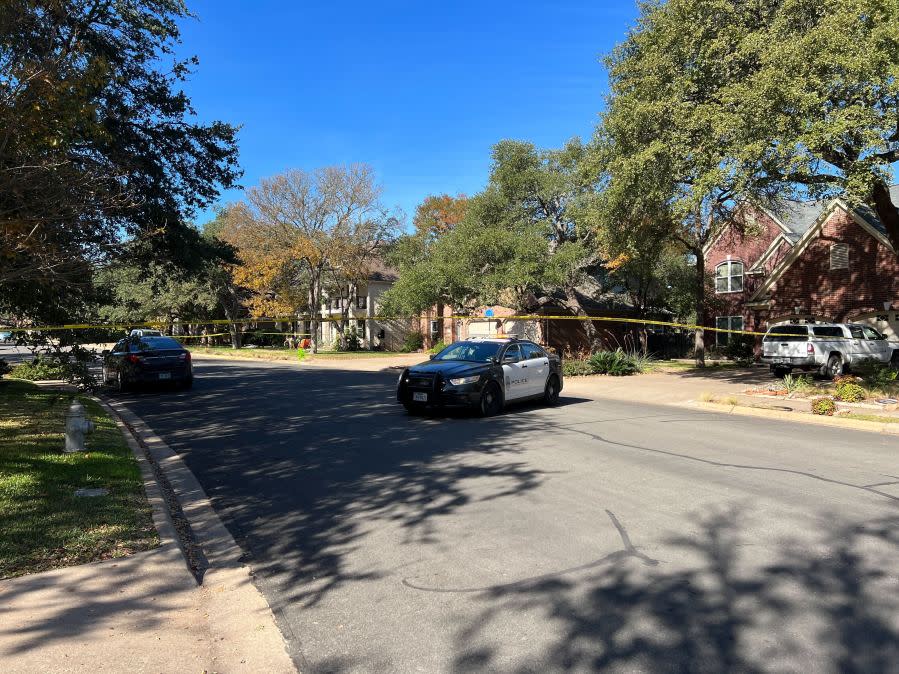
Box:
left=113, top=360, right=565, bottom=611
left=450, top=509, right=899, bottom=673
left=664, top=365, right=774, bottom=387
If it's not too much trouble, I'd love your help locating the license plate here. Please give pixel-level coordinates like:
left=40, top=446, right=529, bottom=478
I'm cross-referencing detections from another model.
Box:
left=413, top=392, right=427, bottom=402
left=158, top=372, right=171, bottom=380
left=773, top=358, right=788, bottom=364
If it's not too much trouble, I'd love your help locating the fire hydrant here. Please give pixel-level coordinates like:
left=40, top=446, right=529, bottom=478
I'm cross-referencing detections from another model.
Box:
left=64, top=400, right=94, bottom=453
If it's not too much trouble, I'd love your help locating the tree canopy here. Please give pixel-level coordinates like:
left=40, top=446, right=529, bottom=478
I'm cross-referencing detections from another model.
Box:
left=0, top=0, right=240, bottom=321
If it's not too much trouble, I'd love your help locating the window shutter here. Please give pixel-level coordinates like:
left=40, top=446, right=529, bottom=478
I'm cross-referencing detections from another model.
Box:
left=830, top=244, right=849, bottom=270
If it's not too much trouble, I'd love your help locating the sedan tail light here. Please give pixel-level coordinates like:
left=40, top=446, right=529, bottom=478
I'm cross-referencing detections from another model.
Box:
left=179, top=351, right=191, bottom=361
left=127, top=354, right=145, bottom=364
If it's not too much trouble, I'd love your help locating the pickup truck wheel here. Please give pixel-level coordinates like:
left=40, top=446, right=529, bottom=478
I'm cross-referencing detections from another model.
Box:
left=823, top=354, right=843, bottom=379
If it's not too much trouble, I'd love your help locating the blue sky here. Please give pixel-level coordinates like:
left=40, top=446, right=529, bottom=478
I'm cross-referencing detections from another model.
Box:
left=176, top=1, right=640, bottom=228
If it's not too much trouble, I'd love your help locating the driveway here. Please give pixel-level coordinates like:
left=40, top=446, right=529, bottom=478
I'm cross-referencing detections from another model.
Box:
left=115, top=358, right=897, bottom=673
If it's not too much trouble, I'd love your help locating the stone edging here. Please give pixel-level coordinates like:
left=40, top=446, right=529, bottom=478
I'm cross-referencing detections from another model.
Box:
left=690, top=400, right=899, bottom=435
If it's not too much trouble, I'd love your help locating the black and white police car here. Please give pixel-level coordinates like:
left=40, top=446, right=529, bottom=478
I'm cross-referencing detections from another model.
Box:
left=396, top=337, right=563, bottom=416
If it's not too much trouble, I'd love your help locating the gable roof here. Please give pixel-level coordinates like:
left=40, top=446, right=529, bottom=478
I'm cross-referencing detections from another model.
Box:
left=767, top=199, right=824, bottom=243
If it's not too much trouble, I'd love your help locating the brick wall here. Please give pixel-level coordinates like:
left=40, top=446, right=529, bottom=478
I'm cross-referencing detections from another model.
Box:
left=705, top=211, right=786, bottom=334
left=768, top=209, right=899, bottom=322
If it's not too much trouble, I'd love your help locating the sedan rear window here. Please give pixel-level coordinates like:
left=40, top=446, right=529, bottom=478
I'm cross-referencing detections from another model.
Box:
left=132, top=336, right=183, bottom=351
left=763, top=325, right=808, bottom=341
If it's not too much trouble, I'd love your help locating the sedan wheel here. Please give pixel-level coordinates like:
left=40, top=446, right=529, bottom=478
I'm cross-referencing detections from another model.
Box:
left=478, top=383, right=503, bottom=417
left=543, top=375, right=560, bottom=406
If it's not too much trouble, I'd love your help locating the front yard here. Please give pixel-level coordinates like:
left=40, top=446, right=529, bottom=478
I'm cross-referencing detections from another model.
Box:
left=0, top=380, right=158, bottom=578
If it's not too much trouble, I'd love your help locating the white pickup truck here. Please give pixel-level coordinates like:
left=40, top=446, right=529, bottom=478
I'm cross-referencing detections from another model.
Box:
left=761, top=323, right=899, bottom=378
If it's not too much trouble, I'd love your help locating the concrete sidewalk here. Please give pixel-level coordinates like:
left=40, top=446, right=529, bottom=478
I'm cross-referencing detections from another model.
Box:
left=564, top=365, right=772, bottom=405
left=0, top=397, right=296, bottom=673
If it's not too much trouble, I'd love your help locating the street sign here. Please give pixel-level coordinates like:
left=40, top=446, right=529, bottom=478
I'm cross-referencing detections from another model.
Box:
left=484, top=308, right=494, bottom=317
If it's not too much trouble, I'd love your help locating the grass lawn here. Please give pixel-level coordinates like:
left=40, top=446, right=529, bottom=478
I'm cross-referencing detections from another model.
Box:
left=646, top=360, right=741, bottom=373
left=191, top=346, right=409, bottom=361
left=839, top=412, right=899, bottom=424
left=0, top=379, right=158, bottom=579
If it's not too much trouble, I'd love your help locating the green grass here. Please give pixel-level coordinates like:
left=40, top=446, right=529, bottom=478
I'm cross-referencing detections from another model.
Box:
left=839, top=412, right=899, bottom=424
left=0, top=380, right=158, bottom=579
left=192, top=346, right=408, bottom=360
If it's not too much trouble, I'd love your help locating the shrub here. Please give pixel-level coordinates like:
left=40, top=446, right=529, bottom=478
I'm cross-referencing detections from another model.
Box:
left=723, top=334, right=756, bottom=366
left=853, top=358, right=898, bottom=390
left=782, top=373, right=813, bottom=394
left=834, top=381, right=866, bottom=403
left=587, top=348, right=645, bottom=376
left=0, top=359, right=9, bottom=377
left=296, top=347, right=307, bottom=361
left=562, top=359, right=593, bottom=377
left=811, top=397, right=836, bottom=416
left=401, top=331, right=424, bottom=353
left=429, top=340, right=446, bottom=354
left=10, top=357, right=71, bottom=381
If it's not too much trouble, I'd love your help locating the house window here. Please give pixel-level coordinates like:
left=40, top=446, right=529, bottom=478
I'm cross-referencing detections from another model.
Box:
left=830, top=243, right=849, bottom=270
left=429, top=320, right=440, bottom=338
left=715, top=261, right=744, bottom=293
left=356, top=319, right=366, bottom=337
left=715, top=316, right=744, bottom=346
left=356, top=296, right=367, bottom=310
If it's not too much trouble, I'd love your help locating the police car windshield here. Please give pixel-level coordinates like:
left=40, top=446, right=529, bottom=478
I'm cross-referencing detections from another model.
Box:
left=434, top=341, right=502, bottom=362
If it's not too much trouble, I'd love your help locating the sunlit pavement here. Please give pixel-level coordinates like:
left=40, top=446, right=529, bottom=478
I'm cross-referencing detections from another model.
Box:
left=114, top=357, right=898, bottom=673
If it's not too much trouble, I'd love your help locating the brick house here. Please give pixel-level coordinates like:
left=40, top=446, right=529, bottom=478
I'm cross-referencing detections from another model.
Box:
left=704, top=186, right=899, bottom=344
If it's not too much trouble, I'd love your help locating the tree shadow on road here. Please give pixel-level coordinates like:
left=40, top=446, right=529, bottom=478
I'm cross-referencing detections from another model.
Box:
left=114, top=361, right=585, bottom=611
left=450, top=509, right=899, bottom=673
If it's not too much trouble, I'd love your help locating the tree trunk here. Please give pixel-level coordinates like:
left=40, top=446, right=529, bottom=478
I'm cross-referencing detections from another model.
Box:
left=564, top=286, right=601, bottom=353
left=309, top=282, right=320, bottom=354
left=229, top=324, right=241, bottom=349
left=693, top=248, right=706, bottom=367
left=871, top=181, right=899, bottom=254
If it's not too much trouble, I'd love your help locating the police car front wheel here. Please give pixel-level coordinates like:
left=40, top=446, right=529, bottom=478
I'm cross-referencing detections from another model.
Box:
left=478, top=382, right=503, bottom=417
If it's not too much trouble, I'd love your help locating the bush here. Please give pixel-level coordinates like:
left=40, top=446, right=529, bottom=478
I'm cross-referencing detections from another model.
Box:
left=723, top=334, right=756, bottom=366
left=563, top=359, right=594, bottom=377
left=853, top=358, right=898, bottom=390
left=587, top=348, right=646, bottom=376
left=782, top=373, right=813, bottom=394
left=0, top=359, right=9, bottom=377
left=10, top=357, right=71, bottom=381
left=296, top=347, right=307, bottom=361
left=401, top=331, right=424, bottom=353
left=835, top=381, right=866, bottom=403
left=429, top=340, right=446, bottom=354
left=811, top=397, right=836, bottom=416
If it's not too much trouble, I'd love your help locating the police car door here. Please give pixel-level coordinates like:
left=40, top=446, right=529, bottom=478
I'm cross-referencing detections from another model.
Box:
left=521, top=342, right=549, bottom=396
left=501, top=344, right=527, bottom=400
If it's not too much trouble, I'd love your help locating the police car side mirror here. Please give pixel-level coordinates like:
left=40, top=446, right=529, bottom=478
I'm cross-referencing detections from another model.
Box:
left=429, top=354, right=436, bottom=360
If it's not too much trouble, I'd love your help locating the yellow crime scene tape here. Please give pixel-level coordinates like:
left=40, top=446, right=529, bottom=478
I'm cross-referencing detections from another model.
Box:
left=0, top=313, right=794, bottom=339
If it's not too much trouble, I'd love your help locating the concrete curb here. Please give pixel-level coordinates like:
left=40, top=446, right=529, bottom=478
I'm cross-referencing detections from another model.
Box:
left=687, top=400, right=899, bottom=435
left=99, top=396, right=298, bottom=673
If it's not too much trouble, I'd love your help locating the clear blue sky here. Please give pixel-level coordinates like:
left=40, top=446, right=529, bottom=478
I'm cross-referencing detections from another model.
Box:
left=176, top=1, right=640, bottom=228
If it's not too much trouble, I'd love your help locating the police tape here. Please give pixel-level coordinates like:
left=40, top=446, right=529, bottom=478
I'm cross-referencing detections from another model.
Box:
left=0, top=313, right=791, bottom=339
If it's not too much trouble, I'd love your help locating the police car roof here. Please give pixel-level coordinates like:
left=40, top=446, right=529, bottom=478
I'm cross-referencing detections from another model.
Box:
left=466, top=336, right=520, bottom=343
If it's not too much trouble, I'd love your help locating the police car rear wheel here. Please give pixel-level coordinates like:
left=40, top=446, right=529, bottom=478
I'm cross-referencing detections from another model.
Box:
left=479, top=382, right=503, bottom=417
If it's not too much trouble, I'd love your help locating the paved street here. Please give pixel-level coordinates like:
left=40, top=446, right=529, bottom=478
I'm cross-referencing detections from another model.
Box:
left=115, top=357, right=897, bottom=673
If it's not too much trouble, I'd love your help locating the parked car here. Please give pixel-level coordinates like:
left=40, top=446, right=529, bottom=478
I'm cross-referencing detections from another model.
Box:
left=0, top=331, right=12, bottom=343
left=102, top=335, right=193, bottom=391
left=761, top=323, right=898, bottom=378
left=396, top=337, right=563, bottom=416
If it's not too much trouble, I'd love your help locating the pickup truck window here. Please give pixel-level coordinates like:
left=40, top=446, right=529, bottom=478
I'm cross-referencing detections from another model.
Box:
left=764, top=325, right=808, bottom=341
left=812, top=327, right=844, bottom=338
left=862, top=326, right=886, bottom=340
left=848, top=326, right=865, bottom=339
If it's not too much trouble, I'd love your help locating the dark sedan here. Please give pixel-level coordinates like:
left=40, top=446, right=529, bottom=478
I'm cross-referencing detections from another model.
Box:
left=396, top=337, right=563, bottom=416
left=102, top=335, right=193, bottom=391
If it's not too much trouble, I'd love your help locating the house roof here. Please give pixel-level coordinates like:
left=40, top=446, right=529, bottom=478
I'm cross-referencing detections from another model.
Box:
left=365, top=258, right=398, bottom=283
left=770, top=184, right=899, bottom=243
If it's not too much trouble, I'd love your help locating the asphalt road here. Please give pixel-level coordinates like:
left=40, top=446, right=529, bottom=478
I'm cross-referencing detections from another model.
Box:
left=115, top=357, right=898, bottom=673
